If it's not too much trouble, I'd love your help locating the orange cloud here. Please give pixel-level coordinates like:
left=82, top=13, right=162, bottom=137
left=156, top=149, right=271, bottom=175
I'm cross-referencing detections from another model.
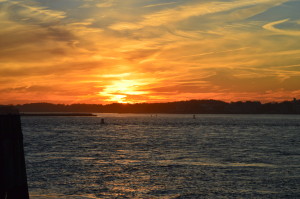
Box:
left=0, top=0, right=300, bottom=104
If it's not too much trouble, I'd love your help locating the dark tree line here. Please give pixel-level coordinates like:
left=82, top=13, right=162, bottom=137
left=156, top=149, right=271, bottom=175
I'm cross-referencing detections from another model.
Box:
left=6, top=99, right=300, bottom=114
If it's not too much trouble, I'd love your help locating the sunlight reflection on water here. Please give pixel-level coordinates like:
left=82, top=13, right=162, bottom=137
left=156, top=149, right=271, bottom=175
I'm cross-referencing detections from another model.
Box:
left=21, top=114, right=300, bottom=198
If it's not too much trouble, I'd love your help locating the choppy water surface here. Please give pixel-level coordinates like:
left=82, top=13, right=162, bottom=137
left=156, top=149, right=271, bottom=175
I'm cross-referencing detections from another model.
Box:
left=21, top=114, right=300, bottom=198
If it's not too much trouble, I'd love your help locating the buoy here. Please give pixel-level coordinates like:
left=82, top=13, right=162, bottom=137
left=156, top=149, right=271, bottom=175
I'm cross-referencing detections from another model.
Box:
left=101, top=118, right=105, bottom=124
left=193, top=114, right=196, bottom=119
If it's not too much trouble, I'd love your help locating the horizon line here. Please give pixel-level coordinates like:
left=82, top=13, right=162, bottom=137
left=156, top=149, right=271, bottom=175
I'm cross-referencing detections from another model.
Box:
left=2, top=98, right=298, bottom=106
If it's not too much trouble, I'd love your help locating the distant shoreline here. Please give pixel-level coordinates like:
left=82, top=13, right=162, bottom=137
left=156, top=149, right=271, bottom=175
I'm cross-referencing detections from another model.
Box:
left=3, top=99, right=300, bottom=114
left=19, top=112, right=300, bottom=116
left=20, top=113, right=97, bottom=117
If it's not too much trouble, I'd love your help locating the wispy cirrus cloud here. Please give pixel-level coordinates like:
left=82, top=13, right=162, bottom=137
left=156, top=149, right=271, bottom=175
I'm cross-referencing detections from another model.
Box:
left=96, top=0, right=115, bottom=8
left=110, top=0, right=288, bottom=30
left=263, top=18, right=300, bottom=36
left=143, top=2, right=178, bottom=8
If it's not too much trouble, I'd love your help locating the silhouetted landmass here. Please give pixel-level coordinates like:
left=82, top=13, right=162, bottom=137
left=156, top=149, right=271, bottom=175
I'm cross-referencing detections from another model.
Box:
left=4, top=98, right=300, bottom=114
left=20, top=113, right=96, bottom=116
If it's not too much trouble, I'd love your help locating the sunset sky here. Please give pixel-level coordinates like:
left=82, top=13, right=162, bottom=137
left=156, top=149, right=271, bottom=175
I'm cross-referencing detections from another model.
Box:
left=1, top=0, right=300, bottom=104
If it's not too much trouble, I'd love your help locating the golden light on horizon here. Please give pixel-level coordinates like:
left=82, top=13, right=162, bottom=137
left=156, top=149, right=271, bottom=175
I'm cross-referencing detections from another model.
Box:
left=99, top=79, right=150, bottom=104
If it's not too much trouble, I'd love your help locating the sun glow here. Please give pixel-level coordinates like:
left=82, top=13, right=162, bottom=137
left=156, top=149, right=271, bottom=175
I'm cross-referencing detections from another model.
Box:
left=99, top=79, right=149, bottom=103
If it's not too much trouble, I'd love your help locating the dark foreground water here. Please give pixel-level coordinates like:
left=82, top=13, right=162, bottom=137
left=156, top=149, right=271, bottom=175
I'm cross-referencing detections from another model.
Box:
left=21, top=114, right=300, bottom=198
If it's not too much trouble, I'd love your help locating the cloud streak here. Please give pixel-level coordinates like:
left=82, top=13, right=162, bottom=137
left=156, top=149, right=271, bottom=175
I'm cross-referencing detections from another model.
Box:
left=110, top=0, right=288, bottom=30
left=143, top=2, right=177, bottom=8
left=263, top=18, right=300, bottom=36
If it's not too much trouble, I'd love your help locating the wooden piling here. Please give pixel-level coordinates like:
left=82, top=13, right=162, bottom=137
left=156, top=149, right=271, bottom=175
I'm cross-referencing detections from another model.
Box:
left=0, top=106, right=29, bottom=199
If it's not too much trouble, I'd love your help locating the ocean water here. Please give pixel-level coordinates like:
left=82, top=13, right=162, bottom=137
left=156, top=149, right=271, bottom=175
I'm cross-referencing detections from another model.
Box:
left=21, top=114, right=300, bottom=199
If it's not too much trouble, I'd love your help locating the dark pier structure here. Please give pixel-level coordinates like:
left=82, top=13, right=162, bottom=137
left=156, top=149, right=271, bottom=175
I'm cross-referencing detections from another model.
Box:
left=0, top=106, right=29, bottom=199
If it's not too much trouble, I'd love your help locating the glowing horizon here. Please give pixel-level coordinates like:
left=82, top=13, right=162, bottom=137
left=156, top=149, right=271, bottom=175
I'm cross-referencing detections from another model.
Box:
left=1, top=0, right=300, bottom=104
